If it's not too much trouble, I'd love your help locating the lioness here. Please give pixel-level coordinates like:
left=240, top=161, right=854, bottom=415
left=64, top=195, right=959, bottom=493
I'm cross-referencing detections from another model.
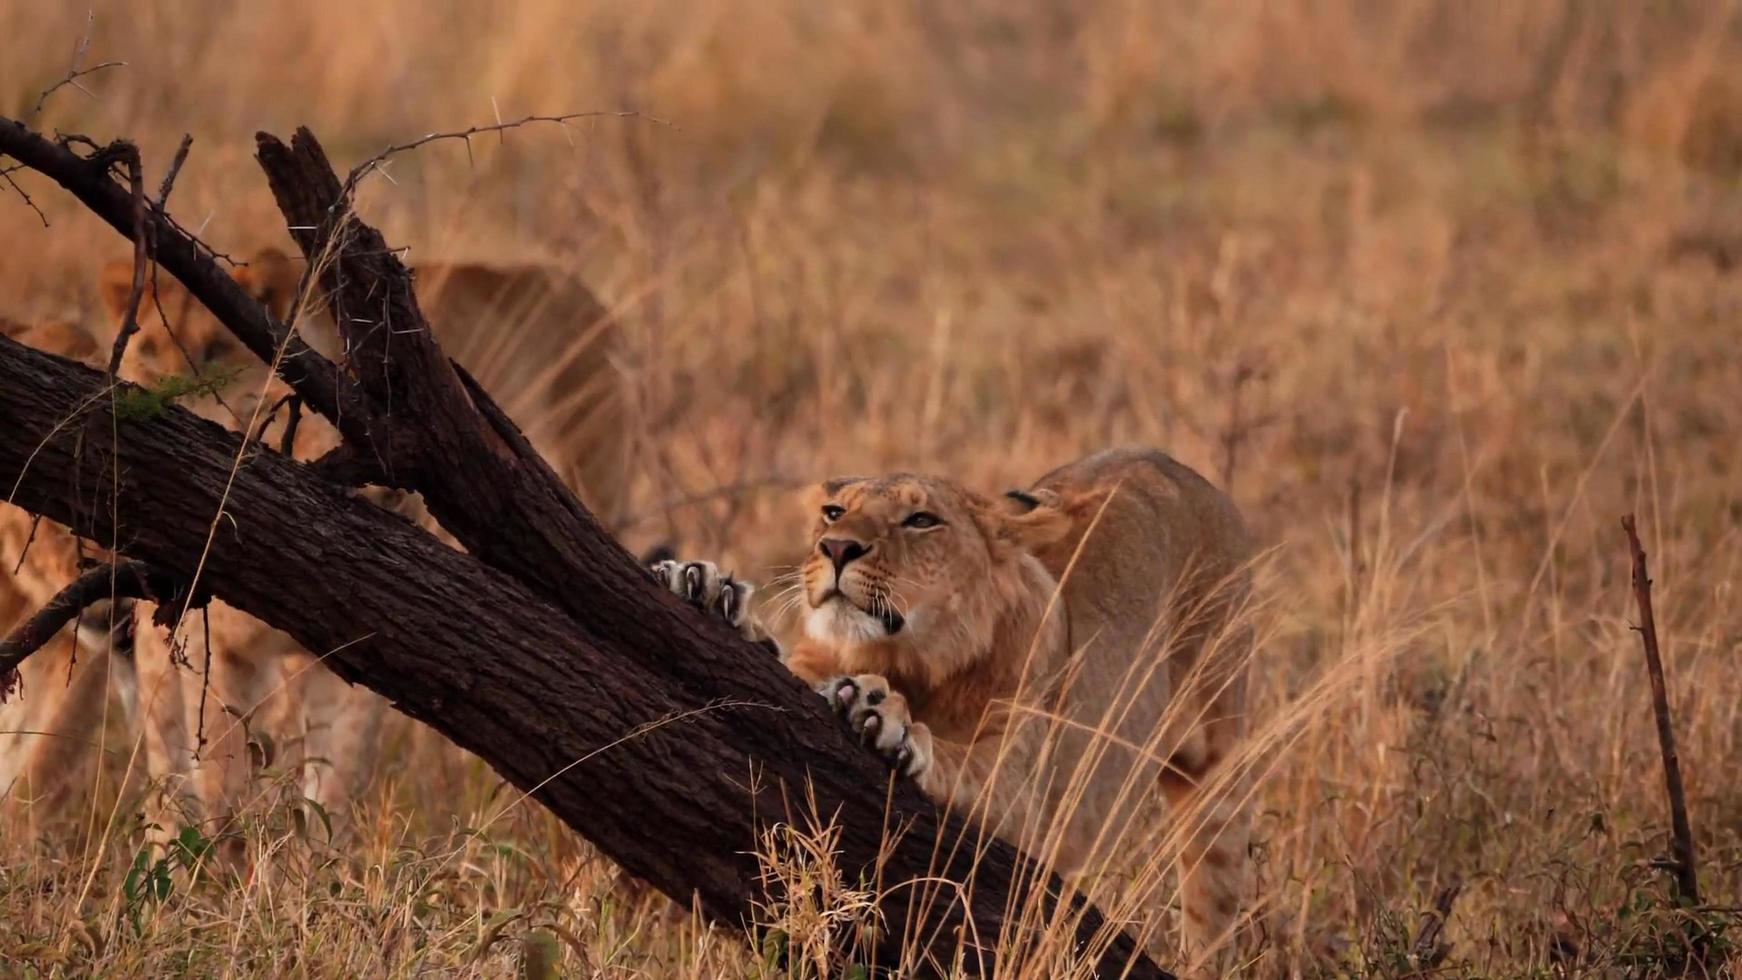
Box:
left=654, top=448, right=1254, bottom=960
left=1, top=249, right=626, bottom=843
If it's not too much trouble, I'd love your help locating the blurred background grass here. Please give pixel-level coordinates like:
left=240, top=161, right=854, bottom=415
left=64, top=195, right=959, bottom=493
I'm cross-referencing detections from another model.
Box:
left=4, top=1, right=1742, bottom=975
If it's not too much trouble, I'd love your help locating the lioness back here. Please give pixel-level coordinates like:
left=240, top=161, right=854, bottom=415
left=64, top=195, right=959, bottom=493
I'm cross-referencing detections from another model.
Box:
left=407, top=262, right=627, bottom=519
left=1026, top=447, right=1252, bottom=765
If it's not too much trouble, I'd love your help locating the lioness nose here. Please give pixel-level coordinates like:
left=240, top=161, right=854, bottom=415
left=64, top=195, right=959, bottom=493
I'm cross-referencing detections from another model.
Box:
left=818, top=537, right=869, bottom=574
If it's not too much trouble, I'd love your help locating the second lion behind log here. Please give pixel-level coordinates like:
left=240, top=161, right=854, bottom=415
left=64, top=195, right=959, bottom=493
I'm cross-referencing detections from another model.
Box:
left=1, top=246, right=629, bottom=847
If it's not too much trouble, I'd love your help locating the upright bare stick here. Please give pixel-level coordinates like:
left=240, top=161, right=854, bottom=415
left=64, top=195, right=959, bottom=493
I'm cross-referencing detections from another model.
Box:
left=1620, top=514, right=1700, bottom=905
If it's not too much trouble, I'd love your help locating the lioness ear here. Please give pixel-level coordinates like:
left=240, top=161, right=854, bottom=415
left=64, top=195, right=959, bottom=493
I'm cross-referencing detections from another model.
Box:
left=236, top=247, right=300, bottom=318
left=987, top=488, right=1070, bottom=550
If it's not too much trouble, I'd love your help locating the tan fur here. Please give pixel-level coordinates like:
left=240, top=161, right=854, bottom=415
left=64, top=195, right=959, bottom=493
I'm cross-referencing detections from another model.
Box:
left=769, top=448, right=1255, bottom=961
left=5, top=248, right=626, bottom=846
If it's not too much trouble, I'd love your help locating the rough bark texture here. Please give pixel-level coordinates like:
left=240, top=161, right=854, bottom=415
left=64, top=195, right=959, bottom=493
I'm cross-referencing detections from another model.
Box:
left=0, top=112, right=1170, bottom=977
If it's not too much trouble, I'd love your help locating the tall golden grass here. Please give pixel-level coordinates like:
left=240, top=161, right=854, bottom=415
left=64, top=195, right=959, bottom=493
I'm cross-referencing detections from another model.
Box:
left=4, top=0, right=1742, bottom=974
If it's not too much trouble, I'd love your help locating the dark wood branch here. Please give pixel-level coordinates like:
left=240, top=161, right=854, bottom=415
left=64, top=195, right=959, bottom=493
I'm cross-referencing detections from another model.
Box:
left=105, top=142, right=147, bottom=378
left=0, top=558, right=182, bottom=688
left=0, top=335, right=1167, bottom=978
left=278, top=394, right=303, bottom=458
left=252, top=127, right=641, bottom=639
left=307, top=442, right=392, bottom=488
left=1620, top=515, right=1701, bottom=906
left=0, top=115, right=367, bottom=433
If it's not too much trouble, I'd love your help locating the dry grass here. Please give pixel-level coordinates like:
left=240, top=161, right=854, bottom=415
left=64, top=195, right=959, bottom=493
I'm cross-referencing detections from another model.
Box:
left=5, top=1, right=1742, bottom=975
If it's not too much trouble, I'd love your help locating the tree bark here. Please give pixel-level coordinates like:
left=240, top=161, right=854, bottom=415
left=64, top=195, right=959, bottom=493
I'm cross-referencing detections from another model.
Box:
left=0, top=115, right=1169, bottom=977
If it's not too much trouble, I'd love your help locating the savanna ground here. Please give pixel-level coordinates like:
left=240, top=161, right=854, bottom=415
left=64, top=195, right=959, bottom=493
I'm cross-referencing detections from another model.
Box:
left=4, top=2, right=1742, bottom=976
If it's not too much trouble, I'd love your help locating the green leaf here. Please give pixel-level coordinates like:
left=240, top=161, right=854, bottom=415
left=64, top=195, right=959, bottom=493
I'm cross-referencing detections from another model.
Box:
left=171, top=825, right=213, bottom=873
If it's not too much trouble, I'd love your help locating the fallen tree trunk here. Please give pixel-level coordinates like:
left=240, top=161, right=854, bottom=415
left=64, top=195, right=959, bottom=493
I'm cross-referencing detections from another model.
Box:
left=0, top=116, right=1168, bottom=977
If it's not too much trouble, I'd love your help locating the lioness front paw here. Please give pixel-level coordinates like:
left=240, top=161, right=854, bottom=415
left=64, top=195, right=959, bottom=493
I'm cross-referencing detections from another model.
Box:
left=820, top=674, right=933, bottom=779
left=649, top=557, right=763, bottom=642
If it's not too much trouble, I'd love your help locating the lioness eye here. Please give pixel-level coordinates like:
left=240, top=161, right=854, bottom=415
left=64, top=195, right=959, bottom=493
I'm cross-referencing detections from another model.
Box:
left=821, top=504, right=845, bottom=522
left=903, top=511, right=941, bottom=529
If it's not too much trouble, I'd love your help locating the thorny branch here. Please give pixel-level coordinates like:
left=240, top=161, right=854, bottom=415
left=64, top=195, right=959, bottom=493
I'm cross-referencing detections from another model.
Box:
left=100, top=135, right=192, bottom=380
left=156, top=133, right=193, bottom=208
left=28, top=11, right=126, bottom=119
left=0, top=166, right=48, bottom=226
left=342, top=110, right=663, bottom=195
left=1620, top=514, right=1701, bottom=906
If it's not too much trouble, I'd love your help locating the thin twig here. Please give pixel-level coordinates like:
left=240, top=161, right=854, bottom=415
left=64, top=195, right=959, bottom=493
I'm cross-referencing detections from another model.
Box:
left=145, top=260, right=241, bottom=425
left=0, top=559, right=176, bottom=695
left=0, top=165, right=48, bottom=225
left=29, top=11, right=126, bottom=119
left=156, top=133, right=193, bottom=208
left=342, top=110, right=664, bottom=195
left=10, top=513, right=44, bottom=576
left=1621, top=514, right=1701, bottom=906
left=279, top=395, right=303, bottom=457
left=194, top=606, right=212, bottom=756
left=158, top=207, right=243, bottom=267
left=104, top=144, right=146, bottom=379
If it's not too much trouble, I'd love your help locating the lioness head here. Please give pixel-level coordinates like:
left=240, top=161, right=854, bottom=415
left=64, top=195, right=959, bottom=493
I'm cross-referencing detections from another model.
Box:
left=800, top=473, right=1071, bottom=677
left=97, top=247, right=306, bottom=386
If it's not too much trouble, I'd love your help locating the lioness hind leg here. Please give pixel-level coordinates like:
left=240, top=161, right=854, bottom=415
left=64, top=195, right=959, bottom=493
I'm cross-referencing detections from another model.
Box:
left=129, top=621, right=203, bottom=846
left=0, top=642, right=112, bottom=823
left=297, top=662, right=387, bottom=841
left=1159, top=762, right=1252, bottom=968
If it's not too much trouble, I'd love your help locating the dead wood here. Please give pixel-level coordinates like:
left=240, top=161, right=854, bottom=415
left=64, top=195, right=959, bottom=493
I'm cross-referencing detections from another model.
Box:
left=1620, top=514, right=1701, bottom=907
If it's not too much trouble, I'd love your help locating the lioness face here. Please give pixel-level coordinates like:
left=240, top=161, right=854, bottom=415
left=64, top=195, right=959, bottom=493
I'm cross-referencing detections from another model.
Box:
left=800, top=472, right=1070, bottom=654
left=801, top=474, right=992, bottom=646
